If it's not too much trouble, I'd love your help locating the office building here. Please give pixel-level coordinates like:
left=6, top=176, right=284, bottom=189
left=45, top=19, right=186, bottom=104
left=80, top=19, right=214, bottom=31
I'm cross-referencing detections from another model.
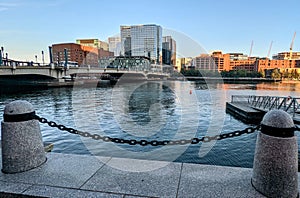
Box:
left=177, top=57, right=193, bottom=71
left=108, top=37, right=121, bottom=56
left=194, top=54, right=218, bottom=71
left=162, top=36, right=176, bottom=65
left=120, top=24, right=162, bottom=64
left=76, top=39, right=109, bottom=51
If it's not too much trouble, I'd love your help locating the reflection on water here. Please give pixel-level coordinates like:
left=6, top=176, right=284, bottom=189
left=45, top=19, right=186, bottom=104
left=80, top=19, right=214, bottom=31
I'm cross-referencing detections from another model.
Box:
left=0, top=81, right=299, bottom=168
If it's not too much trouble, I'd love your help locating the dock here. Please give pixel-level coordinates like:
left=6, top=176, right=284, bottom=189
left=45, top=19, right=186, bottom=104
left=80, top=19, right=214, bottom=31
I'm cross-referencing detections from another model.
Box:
left=226, top=102, right=265, bottom=124
left=226, top=95, right=300, bottom=124
left=1, top=151, right=299, bottom=197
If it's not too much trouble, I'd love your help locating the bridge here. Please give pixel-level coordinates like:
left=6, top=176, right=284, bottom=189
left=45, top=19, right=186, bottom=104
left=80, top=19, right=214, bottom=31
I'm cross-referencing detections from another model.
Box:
left=0, top=65, right=169, bottom=83
left=226, top=95, right=300, bottom=123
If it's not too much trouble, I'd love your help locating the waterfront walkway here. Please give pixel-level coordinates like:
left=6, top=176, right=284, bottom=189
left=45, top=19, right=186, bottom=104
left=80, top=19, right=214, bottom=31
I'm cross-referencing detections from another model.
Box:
left=1, top=152, right=300, bottom=197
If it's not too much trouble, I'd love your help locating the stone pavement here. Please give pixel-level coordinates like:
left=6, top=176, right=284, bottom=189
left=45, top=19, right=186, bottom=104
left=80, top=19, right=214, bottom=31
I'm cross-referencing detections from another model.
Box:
left=0, top=152, right=298, bottom=197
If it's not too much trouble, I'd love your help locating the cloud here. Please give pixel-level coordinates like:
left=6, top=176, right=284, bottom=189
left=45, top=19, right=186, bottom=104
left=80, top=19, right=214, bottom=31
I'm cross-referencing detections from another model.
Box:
left=0, top=2, right=20, bottom=12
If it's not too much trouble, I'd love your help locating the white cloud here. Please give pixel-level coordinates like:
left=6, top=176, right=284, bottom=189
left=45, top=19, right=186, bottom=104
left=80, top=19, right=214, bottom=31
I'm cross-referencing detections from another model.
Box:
left=0, top=1, right=22, bottom=12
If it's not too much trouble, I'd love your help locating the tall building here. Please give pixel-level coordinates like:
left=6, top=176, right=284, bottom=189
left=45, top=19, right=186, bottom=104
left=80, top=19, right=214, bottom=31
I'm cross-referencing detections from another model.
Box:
left=76, top=39, right=109, bottom=51
left=120, top=24, right=162, bottom=64
left=108, top=37, right=121, bottom=56
left=162, top=36, right=176, bottom=65
left=120, top=26, right=132, bottom=57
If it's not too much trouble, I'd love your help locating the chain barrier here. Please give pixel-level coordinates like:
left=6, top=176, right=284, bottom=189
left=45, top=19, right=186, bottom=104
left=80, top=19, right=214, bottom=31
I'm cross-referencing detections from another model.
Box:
left=35, top=115, right=260, bottom=146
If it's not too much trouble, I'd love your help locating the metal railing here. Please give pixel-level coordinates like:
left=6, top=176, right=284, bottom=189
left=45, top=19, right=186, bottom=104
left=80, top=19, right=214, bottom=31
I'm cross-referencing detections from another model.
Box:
left=231, top=95, right=300, bottom=118
left=248, top=95, right=300, bottom=116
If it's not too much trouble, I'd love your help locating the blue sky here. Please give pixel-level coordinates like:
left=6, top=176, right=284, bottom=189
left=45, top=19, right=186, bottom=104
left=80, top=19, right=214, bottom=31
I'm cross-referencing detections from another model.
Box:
left=0, top=0, right=299, bottom=62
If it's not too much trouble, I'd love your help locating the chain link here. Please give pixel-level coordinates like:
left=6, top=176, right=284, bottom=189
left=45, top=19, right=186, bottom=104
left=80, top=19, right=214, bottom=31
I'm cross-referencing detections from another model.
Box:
left=36, top=115, right=260, bottom=146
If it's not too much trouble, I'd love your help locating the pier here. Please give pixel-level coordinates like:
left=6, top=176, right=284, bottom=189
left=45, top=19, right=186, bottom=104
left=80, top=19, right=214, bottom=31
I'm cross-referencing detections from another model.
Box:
left=226, top=95, right=300, bottom=123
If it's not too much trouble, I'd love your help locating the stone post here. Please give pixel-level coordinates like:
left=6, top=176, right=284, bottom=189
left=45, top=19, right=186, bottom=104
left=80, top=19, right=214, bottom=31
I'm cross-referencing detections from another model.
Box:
left=1, top=100, right=46, bottom=173
left=252, top=110, right=298, bottom=197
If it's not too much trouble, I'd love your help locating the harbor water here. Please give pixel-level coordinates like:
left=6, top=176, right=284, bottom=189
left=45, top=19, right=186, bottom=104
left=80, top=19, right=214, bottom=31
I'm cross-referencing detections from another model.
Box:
left=0, top=80, right=299, bottom=168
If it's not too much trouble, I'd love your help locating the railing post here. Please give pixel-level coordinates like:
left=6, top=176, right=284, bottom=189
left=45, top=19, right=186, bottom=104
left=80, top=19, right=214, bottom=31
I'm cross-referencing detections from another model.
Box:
left=252, top=109, right=298, bottom=197
left=1, top=100, right=46, bottom=173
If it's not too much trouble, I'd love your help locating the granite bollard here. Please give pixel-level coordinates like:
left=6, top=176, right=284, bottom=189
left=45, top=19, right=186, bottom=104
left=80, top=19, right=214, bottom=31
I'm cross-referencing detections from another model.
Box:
left=1, top=100, right=46, bottom=173
left=252, top=109, right=298, bottom=197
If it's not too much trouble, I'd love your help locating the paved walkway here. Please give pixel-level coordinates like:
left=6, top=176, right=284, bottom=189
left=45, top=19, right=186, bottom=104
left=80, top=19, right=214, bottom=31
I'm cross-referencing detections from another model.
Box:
left=0, top=152, right=299, bottom=197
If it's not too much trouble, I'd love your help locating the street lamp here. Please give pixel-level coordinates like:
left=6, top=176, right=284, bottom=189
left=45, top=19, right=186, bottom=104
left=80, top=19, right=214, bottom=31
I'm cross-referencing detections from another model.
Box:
left=35, top=55, right=38, bottom=63
left=0, top=49, right=2, bottom=66
left=57, top=52, right=60, bottom=66
left=41, top=51, right=44, bottom=65
left=5, top=53, right=8, bottom=66
left=1, top=47, right=4, bottom=58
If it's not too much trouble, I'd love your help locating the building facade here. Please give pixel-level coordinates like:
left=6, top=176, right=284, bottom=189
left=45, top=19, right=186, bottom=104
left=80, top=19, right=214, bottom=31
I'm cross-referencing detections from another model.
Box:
left=120, top=24, right=162, bottom=64
left=256, top=59, right=299, bottom=71
left=192, top=51, right=257, bottom=72
left=52, top=43, right=84, bottom=65
left=162, top=36, right=176, bottom=66
left=108, top=37, right=121, bottom=56
left=52, top=42, right=113, bottom=67
left=273, top=52, right=300, bottom=60
left=76, top=39, right=109, bottom=51
left=177, top=57, right=194, bottom=71
left=194, top=54, right=217, bottom=70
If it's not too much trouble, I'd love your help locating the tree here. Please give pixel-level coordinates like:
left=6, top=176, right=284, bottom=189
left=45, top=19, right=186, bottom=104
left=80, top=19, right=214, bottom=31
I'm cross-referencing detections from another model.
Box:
left=259, top=69, right=265, bottom=78
left=271, top=69, right=282, bottom=79
left=291, top=69, right=299, bottom=80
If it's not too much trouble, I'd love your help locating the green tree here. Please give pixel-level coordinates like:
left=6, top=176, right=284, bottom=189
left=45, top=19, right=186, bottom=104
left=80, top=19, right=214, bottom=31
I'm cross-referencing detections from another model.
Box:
left=291, top=69, right=299, bottom=79
left=259, top=69, right=265, bottom=78
left=271, top=69, right=282, bottom=79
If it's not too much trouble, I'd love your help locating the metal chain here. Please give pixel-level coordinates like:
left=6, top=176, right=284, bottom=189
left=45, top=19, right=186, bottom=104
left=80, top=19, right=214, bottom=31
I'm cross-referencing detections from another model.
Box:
left=35, top=115, right=260, bottom=146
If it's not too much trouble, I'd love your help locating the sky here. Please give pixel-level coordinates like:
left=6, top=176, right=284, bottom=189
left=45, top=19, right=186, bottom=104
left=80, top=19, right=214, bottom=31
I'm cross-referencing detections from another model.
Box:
left=0, top=0, right=299, bottom=62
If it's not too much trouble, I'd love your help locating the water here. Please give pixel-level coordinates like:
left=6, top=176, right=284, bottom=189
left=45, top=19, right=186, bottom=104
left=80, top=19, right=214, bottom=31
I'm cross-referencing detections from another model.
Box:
left=0, top=81, right=300, bottom=168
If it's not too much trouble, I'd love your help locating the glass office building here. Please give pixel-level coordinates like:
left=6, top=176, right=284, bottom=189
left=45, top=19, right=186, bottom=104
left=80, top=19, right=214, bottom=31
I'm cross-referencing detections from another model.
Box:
left=120, top=24, right=162, bottom=64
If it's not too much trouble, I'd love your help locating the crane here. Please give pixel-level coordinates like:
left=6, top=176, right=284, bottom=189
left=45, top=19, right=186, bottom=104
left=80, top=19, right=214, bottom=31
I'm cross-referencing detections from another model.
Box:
left=289, top=32, right=296, bottom=60
left=267, top=41, right=273, bottom=59
left=249, top=40, right=254, bottom=58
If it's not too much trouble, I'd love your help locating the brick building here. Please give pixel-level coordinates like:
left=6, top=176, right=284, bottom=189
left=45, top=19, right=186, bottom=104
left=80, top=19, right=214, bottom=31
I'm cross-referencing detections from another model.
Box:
left=52, top=42, right=114, bottom=67
left=256, top=58, right=300, bottom=73
left=193, top=51, right=256, bottom=72
left=52, top=43, right=83, bottom=65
